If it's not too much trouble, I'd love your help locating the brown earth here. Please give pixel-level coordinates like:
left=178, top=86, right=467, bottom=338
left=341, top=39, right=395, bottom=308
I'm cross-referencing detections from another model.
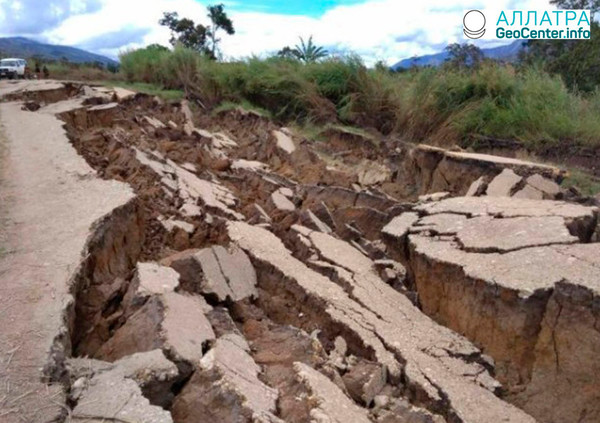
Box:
left=0, top=79, right=598, bottom=423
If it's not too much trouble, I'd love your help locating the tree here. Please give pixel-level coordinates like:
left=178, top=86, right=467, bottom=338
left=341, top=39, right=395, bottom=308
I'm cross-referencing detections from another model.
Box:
left=292, top=36, right=328, bottom=63
left=519, top=0, right=600, bottom=91
left=159, top=4, right=234, bottom=59
left=444, top=43, right=483, bottom=68
left=159, top=11, right=210, bottom=53
left=550, top=0, right=599, bottom=20
left=276, top=36, right=329, bottom=63
left=206, top=4, right=235, bottom=58
left=276, top=46, right=297, bottom=59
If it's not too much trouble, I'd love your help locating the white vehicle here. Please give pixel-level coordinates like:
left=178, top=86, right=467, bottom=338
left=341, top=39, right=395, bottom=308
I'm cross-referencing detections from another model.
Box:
left=0, top=58, right=28, bottom=79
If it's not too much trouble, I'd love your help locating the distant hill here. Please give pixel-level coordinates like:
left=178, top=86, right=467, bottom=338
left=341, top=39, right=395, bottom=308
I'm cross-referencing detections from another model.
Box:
left=0, top=37, right=117, bottom=66
left=392, top=40, right=525, bottom=70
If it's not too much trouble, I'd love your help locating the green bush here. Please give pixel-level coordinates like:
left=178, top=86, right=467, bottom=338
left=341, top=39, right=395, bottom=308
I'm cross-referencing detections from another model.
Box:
left=119, top=45, right=170, bottom=84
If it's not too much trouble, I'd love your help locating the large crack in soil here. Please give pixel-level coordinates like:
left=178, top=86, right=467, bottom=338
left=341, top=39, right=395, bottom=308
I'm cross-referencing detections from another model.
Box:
left=10, top=82, right=599, bottom=423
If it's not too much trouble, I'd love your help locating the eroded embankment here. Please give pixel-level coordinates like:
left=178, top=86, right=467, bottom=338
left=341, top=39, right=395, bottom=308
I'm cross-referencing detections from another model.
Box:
left=9, top=80, right=599, bottom=423
left=383, top=196, right=600, bottom=423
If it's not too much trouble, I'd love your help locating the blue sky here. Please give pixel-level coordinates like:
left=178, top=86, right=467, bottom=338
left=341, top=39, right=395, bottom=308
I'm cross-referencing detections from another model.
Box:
left=0, top=0, right=554, bottom=64
left=231, top=0, right=367, bottom=16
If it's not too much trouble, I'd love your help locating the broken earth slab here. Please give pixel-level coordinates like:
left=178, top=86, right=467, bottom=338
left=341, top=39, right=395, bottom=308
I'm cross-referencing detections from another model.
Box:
left=227, top=221, right=535, bottom=423
left=341, top=359, right=387, bottom=406
left=407, top=235, right=600, bottom=422
left=389, top=195, right=600, bottom=422
left=485, top=168, right=522, bottom=197
left=134, top=147, right=244, bottom=220
left=132, top=262, right=180, bottom=296
left=68, top=350, right=176, bottom=422
left=270, top=187, right=296, bottom=212
left=162, top=245, right=258, bottom=302
left=159, top=215, right=195, bottom=234
left=272, top=129, right=296, bottom=154
left=112, top=86, right=136, bottom=102
left=294, top=362, right=372, bottom=423
left=231, top=158, right=270, bottom=172
left=455, top=215, right=579, bottom=252
left=398, top=143, right=564, bottom=198
left=413, top=195, right=598, bottom=241
left=466, top=165, right=562, bottom=201
left=95, top=291, right=215, bottom=373
left=171, top=333, right=281, bottom=423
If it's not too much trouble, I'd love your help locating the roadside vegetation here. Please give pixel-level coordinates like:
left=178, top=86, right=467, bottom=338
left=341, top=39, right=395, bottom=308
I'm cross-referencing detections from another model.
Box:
left=45, top=61, right=119, bottom=81
left=117, top=45, right=600, bottom=152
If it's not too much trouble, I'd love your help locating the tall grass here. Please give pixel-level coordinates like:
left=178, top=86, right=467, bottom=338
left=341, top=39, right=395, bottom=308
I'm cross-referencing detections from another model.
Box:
left=119, top=46, right=600, bottom=150
left=45, top=62, right=118, bottom=81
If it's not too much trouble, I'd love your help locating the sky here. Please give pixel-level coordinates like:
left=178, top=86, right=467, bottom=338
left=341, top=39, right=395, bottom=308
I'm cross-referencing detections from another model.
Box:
left=0, top=0, right=556, bottom=65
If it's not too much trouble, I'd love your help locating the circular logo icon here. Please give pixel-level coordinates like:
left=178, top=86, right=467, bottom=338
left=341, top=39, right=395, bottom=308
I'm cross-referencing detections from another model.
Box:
left=463, top=10, right=486, bottom=39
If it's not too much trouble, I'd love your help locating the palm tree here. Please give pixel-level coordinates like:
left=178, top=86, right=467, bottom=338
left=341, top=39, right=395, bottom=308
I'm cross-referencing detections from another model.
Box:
left=292, top=36, right=328, bottom=63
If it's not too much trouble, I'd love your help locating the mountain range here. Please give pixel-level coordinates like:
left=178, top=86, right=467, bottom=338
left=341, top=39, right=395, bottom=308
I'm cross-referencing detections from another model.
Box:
left=0, top=37, right=117, bottom=66
left=391, top=40, right=526, bottom=70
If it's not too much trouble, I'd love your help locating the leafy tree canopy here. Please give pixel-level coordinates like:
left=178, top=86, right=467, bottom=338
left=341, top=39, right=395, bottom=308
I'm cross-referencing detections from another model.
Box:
left=444, top=43, right=484, bottom=69
left=159, top=4, right=234, bottom=59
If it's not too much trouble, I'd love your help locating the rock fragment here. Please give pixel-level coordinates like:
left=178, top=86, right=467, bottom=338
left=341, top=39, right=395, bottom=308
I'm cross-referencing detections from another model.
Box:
left=300, top=209, right=332, bottom=233
left=195, top=245, right=258, bottom=302
left=342, top=360, right=386, bottom=406
left=411, top=213, right=468, bottom=235
left=95, top=292, right=215, bottom=368
left=512, top=184, right=543, bottom=200
left=294, top=362, right=372, bottom=423
left=232, top=159, right=270, bottom=172
left=376, top=397, right=445, bottom=423
left=248, top=203, right=272, bottom=224
left=132, top=262, right=180, bottom=297
left=70, top=350, right=177, bottom=422
left=159, top=216, right=194, bottom=234
left=180, top=100, right=195, bottom=136
left=466, top=176, right=486, bottom=196
left=526, top=173, right=561, bottom=198
left=382, top=212, right=419, bottom=240
left=171, top=334, right=280, bottom=423
left=144, top=115, right=166, bottom=129
left=486, top=169, right=522, bottom=197
left=112, top=86, right=136, bottom=102
left=270, top=188, right=296, bottom=212
left=163, top=246, right=258, bottom=302
left=272, top=129, right=296, bottom=154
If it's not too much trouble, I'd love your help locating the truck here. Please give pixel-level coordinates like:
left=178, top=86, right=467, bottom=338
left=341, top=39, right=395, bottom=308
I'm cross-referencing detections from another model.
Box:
left=0, top=58, right=29, bottom=79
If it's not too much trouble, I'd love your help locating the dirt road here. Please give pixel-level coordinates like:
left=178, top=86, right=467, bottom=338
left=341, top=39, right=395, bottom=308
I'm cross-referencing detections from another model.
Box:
left=0, top=80, right=133, bottom=422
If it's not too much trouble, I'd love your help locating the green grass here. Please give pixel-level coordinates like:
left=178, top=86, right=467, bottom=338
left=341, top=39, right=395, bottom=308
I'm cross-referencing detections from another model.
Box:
left=212, top=100, right=272, bottom=118
left=561, top=168, right=600, bottom=196
left=118, top=46, right=600, bottom=152
left=325, top=124, right=375, bottom=140
left=101, top=81, right=184, bottom=101
left=45, top=62, right=118, bottom=81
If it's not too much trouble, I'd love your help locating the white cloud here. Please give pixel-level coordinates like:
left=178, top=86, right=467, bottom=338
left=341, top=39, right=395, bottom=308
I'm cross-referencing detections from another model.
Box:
left=33, top=0, right=556, bottom=64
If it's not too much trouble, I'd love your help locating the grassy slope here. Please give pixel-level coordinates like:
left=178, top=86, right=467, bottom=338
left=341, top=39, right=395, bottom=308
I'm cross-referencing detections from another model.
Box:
left=118, top=47, right=600, bottom=152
